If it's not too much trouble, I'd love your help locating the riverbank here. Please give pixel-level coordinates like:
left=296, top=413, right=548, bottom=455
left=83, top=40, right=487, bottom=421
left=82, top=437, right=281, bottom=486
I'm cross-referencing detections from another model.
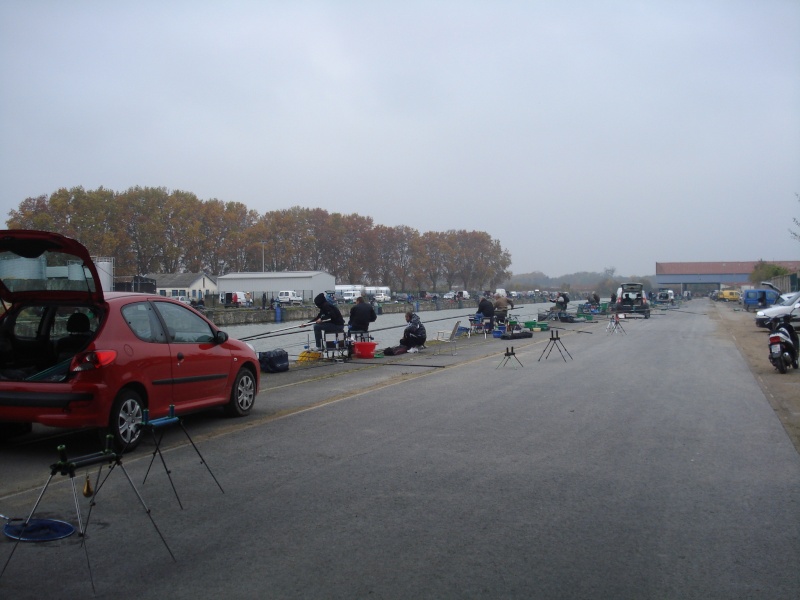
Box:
left=204, top=298, right=483, bottom=326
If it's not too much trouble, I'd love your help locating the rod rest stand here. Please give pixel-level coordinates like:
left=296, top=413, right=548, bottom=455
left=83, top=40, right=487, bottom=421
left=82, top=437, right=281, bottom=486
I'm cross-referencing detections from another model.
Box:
left=49, top=438, right=121, bottom=477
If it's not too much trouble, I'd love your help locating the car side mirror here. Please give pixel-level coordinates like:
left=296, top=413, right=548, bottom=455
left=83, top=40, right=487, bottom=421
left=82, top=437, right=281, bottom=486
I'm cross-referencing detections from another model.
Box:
left=215, top=330, right=229, bottom=344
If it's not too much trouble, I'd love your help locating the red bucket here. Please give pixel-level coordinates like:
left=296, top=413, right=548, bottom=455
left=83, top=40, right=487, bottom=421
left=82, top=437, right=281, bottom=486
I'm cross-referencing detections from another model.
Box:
left=353, top=341, right=378, bottom=358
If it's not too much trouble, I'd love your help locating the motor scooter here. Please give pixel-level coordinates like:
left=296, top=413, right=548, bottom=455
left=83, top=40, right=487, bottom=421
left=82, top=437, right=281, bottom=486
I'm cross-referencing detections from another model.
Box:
left=767, top=310, right=799, bottom=374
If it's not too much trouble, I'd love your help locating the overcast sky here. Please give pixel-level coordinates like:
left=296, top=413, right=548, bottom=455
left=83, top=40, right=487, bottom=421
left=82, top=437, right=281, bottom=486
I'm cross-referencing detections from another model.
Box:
left=1, top=1, right=798, bottom=277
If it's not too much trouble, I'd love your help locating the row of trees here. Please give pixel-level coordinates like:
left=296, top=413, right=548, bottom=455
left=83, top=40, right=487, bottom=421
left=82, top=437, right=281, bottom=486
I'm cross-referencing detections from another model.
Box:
left=7, top=186, right=512, bottom=293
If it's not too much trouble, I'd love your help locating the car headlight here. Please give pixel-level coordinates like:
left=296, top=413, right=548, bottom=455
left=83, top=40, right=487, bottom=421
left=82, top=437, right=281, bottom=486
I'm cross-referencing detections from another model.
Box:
left=756, top=311, right=765, bottom=317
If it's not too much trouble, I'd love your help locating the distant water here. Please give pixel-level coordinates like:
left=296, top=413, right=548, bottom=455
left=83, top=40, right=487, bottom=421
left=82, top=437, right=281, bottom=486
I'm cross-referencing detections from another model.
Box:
left=223, top=302, right=549, bottom=357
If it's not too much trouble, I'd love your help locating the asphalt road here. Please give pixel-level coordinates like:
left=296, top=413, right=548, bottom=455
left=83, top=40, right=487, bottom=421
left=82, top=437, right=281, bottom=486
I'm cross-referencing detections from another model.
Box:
left=1, top=306, right=799, bottom=599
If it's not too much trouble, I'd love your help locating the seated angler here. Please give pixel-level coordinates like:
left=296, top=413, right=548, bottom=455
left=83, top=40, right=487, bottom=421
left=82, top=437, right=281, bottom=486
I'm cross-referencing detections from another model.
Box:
left=302, top=293, right=345, bottom=351
left=348, top=295, right=377, bottom=339
left=477, top=294, right=495, bottom=330
left=399, top=311, right=427, bottom=352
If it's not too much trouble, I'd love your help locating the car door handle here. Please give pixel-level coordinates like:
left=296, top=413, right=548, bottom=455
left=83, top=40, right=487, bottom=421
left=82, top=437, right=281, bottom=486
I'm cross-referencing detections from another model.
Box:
left=176, top=352, right=184, bottom=362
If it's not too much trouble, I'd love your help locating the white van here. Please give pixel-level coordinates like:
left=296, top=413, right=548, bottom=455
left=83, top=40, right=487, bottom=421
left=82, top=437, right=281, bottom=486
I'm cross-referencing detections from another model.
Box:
left=221, top=291, right=248, bottom=307
left=342, top=290, right=361, bottom=303
left=278, top=290, right=303, bottom=305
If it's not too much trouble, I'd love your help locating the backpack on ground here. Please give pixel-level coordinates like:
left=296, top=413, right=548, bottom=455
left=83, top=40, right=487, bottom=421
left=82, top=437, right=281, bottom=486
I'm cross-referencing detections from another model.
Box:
left=259, top=349, right=289, bottom=373
left=383, top=345, right=408, bottom=356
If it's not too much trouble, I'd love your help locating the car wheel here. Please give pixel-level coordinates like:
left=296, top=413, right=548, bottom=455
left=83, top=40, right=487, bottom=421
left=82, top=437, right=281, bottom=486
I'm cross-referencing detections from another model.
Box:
left=225, top=368, right=255, bottom=417
left=108, top=389, right=144, bottom=451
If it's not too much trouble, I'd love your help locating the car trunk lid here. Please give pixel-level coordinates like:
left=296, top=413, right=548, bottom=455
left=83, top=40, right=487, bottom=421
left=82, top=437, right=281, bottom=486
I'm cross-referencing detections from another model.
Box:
left=0, top=230, right=104, bottom=304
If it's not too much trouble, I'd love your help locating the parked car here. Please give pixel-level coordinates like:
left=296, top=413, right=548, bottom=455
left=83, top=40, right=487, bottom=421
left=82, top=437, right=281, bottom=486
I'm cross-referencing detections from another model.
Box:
left=277, top=290, right=303, bottom=305
left=655, top=289, right=675, bottom=304
left=755, top=291, right=800, bottom=328
left=742, top=288, right=781, bottom=312
left=443, top=291, right=456, bottom=300
left=221, top=291, right=249, bottom=307
left=612, top=282, right=651, bottom=318
left=717, top=290, right=741, bottom=302
left=373, top=293, right=390, bottom=302
left=0, top=230, right=259, bottom=450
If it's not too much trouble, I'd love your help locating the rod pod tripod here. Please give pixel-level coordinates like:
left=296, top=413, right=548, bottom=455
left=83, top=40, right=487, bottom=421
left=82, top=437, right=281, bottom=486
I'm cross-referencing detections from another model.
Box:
left=497, top=346, right=524, bottom=369
left=538, top=329, right=573, bottom=362
left=0, top=437, right=175, bottom=593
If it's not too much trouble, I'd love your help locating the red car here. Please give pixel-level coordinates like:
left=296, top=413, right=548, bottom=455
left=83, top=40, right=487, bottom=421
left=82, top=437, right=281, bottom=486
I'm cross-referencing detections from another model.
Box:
left=0, top=230, right=259, bottom=450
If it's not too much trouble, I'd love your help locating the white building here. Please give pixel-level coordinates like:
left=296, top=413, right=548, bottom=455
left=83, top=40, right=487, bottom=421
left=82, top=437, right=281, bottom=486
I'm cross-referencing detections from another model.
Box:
left=216, top=271, right=335, bottom=304
left=145, top=272, right=217, bottom=301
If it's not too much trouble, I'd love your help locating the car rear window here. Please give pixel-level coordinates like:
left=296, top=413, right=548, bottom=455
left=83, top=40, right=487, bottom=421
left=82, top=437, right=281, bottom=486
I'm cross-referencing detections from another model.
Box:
left=122, top=302, right=167, bottom=343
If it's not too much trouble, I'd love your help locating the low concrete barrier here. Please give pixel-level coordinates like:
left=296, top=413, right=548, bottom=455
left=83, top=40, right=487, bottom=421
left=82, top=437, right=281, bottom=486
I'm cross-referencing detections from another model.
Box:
left=204, top=300, right=478, bottom=326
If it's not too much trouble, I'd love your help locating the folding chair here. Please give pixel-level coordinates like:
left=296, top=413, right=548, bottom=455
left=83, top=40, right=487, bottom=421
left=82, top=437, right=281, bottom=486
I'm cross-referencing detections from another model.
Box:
left=481, top=317, right=494, bottom=339
left=467, top=315, right=482, bottom=337
left=434, top=320, right=461, bottom=355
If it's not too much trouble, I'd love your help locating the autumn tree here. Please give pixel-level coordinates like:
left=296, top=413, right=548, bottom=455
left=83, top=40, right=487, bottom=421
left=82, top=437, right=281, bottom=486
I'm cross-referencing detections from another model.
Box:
left=5, top=187, right=515, bottom=286
left=750, top=260, right=789, bottom=284
left=412, top=231, right=448, bottom=292
left=7, top=195, right=56, bottom=231
left=371, top=225, right=418, bottom=291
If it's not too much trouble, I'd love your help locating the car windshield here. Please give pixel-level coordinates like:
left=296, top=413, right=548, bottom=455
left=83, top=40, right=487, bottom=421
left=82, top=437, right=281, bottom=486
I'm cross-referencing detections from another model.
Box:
left=781, top=291, right=800, bottom=306
left=0, top=250, right=96, bottom=294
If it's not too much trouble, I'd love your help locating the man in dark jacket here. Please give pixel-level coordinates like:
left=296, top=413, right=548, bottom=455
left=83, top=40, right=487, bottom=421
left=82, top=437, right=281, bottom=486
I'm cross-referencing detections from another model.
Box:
left=349, top=295, right=377, bottom=334
left=477, top=295, right=495, bottom=330
left=399, top=311, right=427, bottom=351
left=302, top=292, right=345, bottom=350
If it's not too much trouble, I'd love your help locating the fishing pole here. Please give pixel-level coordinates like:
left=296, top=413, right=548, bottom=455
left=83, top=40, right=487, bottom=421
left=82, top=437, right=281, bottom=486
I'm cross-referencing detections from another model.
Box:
left=239, top=319, right=330, bottom=341
left=548, top=325, right=595, bottom=334
left=241, top=312, right=478, bottom=342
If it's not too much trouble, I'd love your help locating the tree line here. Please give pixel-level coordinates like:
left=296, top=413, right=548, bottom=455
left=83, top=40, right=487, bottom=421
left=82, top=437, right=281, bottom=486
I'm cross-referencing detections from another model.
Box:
left=6, top=186, right=512, bottom=293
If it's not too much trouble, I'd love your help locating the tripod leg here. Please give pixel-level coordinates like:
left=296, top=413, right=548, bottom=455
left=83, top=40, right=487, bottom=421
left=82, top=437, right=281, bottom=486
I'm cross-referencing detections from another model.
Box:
left=142, top=427, right=160, bottom=484
left=180, top=422, right=225, bottom=494
left=147, top=429, right=184, bottom=509
left=117, top=463, right=175, bottom=561
left=558, top=340, right=573, bottom=360
left=71, top=475, right=96, bottom=594
left=0, top=473, right=56, bottom=579
left=82, top=464, right=116, bottom=538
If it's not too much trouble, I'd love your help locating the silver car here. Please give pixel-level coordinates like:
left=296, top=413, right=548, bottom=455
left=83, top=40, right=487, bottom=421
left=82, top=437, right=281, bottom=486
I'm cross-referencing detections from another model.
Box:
left=755, top=291, right=800, bottom=328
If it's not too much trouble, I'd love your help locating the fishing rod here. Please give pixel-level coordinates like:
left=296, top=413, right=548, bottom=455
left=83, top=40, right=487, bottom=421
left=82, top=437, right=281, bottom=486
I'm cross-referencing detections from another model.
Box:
left=548, top=324, right=595, bottom=334
left=240, top=312, right=479, bottom=342
left=239, top=319, right=331, bottom=341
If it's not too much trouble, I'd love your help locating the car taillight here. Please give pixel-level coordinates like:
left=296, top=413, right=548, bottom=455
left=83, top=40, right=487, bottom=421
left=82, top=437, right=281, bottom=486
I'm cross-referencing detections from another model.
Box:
left=71, top=350, right=118, bottom=372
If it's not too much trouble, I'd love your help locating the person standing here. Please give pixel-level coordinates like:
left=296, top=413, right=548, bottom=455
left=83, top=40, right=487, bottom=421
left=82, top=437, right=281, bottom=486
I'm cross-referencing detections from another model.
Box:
left=301, top=293, right=345, bottom=350
left=399, top=311, right=427, bottom=351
